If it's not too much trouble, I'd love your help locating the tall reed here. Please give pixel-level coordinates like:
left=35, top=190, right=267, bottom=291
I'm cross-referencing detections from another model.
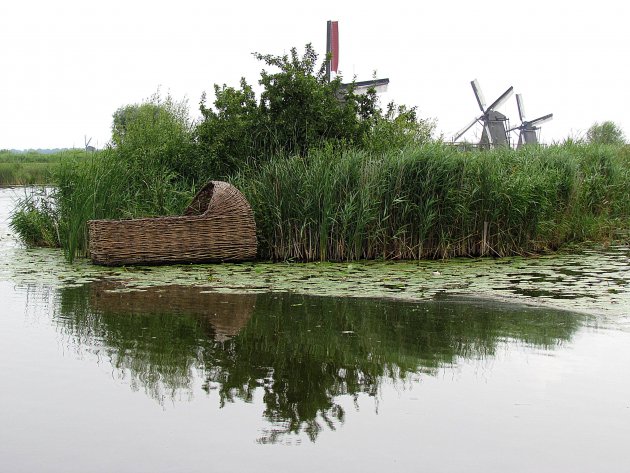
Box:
left=11, top=142, right=630, bottom=263
left=235, top=143, right=630, bottom=261
left=53, top=150, right=194, bottom=261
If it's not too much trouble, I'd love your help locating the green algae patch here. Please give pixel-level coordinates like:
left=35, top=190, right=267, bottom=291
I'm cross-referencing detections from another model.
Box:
left=2, top=241, right=629, bottom=322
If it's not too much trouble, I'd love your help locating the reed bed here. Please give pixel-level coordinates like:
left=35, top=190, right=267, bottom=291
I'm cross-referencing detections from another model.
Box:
left=235, top=143, right=630, bottom=261
left=11, top=142, right=630, bottom=263
left=53, top=150, right=194, bottom=261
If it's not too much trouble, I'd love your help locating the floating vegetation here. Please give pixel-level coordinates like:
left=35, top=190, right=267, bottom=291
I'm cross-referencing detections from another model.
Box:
left=3, top=241, right=628, bottom=323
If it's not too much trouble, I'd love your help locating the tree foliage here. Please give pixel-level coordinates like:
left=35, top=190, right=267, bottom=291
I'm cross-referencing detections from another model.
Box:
left=586, top=121, right=626, bottom=145
left=196, top=44, right=434, bottom=176
left=110, top=92, right=202, bottom=181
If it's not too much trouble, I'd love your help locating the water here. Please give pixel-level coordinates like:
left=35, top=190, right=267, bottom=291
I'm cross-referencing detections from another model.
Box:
left=1, top=187, right=629, bottom=472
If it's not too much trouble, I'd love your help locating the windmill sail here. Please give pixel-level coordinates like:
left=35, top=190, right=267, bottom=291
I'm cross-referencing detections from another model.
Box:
left=326, top=20, right=339, bottom=81
left=471, top=79, right=486, bottom=112
left=516, top=94, right=526, bottom=122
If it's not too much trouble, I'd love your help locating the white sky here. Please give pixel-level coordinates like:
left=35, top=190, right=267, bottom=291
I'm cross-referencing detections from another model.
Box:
left=1, top=0, right=629, bottom=150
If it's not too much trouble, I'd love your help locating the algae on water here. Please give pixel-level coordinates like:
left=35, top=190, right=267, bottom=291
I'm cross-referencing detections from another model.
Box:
left=3, top=241, right=629, bottom=323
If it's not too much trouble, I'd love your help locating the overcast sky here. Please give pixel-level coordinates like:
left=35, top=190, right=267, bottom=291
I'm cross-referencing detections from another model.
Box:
left=1, top=0, right=628, bottom=150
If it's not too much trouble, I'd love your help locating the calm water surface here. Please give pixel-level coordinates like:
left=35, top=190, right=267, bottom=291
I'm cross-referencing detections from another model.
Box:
left=1, top=188, right=629, bottom=473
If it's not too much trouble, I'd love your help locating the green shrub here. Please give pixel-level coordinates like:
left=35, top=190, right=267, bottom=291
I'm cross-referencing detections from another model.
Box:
left=196, top=44, right=434, bottom=176
left=111, top=92, right=202, bottom=183
left=10, top=188, right=59, bottom=247
left=586, top=121, right=626, bottom=145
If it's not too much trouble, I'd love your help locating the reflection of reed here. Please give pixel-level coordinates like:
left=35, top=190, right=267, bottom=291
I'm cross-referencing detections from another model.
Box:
left=88, top=281, right=255, bottom=341
left=55, top=283, right=585, bottom=444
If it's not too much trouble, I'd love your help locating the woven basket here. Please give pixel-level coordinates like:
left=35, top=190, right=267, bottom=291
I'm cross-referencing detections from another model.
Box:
left=88, top=180, right=257, bottom=266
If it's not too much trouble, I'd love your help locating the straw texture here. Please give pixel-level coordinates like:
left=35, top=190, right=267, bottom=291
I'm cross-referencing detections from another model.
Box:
left=88, top=181, right=257, bottom=266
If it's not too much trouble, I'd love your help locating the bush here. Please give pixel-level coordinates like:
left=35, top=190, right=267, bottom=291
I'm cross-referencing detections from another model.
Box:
left=196, top=44, right=434, bottom=176
left=10, top=188, right=59, bottom=247
left=586, top=121, right=626, bottom=145
left=111, top=91, right=203, bottom=183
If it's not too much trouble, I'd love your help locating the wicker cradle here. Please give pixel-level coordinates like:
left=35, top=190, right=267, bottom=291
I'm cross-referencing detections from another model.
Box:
left=88, top=180, right=257, bottom=266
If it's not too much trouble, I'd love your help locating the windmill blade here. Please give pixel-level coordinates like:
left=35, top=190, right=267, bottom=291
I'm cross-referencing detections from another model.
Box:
left=487, top=86, right=514, bottom=111
left=507, top=124, right=523, bottom=133
left=516, top=94, right=526, bottom=122
left=527, top=113, right=553, bottom=127
left=453, top=117, right=480, bottom=142
left=471, top=79, right=487, bottom=112
left=483, top=122, right=494, bottom=146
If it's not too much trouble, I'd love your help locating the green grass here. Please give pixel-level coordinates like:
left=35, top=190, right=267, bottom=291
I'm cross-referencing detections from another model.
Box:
left=0, top=149, right=88, bottom=186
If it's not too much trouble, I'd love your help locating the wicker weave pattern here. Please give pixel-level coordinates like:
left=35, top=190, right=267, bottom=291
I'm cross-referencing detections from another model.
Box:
left=88, top=181, right=257, bottom=266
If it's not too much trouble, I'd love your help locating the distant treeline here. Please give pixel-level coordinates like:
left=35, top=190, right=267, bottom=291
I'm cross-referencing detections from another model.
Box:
left=0, top=149, right=89, bottom=186
left=1, top=148, right=79, bottom=155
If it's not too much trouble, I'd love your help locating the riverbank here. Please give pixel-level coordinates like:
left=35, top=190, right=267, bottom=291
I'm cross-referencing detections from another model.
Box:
left=10, top=143, right=630, bottom=263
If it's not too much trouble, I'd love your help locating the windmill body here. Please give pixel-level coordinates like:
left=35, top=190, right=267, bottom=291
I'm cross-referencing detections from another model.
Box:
left=521, top=128, right=538, bottom=146
left=480, top=110, right=510, bottom=147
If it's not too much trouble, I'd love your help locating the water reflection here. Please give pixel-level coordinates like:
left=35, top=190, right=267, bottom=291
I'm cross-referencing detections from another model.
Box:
left=55, top=282, right=584, bottom=443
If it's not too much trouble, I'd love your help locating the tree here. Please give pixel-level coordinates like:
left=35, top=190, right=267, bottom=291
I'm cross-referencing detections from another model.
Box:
left=586, top=121, right=626, bottom=145
left=196, top=43, right=434, bottom=176
left=109, top=92, right=201, bottom=181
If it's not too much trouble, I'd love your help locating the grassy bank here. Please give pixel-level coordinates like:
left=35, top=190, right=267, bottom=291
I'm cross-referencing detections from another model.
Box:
left=0, top=149, right=87, bottom=186
left=234, top=143, right=630, bottom=261
left=11, top=142, right=630, bottom=263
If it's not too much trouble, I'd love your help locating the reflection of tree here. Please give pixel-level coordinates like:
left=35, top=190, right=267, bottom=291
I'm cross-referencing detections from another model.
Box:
left=55, top=283, right=583, bottom=443
left=205, top=295, right=584, bottom=442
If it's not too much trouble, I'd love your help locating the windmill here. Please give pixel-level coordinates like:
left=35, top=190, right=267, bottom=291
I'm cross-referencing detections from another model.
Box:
left=453, top=79, right=514, bottom=148
left=326, top=20, right=390, bottom=96
left=509, top=94, right=553, bottom=147
left=84, top=136, right=95, bottom=153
